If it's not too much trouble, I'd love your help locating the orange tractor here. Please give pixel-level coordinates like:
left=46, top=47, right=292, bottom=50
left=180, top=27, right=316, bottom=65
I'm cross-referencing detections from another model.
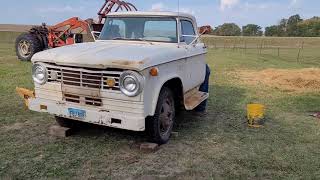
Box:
left=15, top=0, right=137, bottom=61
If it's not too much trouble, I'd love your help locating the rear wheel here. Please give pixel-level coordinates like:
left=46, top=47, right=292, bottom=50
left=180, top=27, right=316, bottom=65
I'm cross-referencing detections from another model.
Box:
left=146, top=87, right=175, bottom=144
left=15, top=33, right=44, bottom=61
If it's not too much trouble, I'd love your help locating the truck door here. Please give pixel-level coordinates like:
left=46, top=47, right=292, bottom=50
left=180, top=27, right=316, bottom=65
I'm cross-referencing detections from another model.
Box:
left=180, top=19, right=207, bottom=90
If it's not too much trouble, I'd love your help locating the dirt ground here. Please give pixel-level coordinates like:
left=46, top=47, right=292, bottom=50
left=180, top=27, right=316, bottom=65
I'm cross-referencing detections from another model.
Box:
left=236, top=68, right=320, bottom=93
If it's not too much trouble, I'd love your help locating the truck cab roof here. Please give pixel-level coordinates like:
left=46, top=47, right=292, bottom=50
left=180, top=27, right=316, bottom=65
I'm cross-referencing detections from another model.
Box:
left=107, top=11, right=197, bottom=23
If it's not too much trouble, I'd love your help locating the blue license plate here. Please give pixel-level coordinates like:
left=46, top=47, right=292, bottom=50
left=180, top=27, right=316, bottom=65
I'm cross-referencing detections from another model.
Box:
left=68, top=108, right=86, bottom=119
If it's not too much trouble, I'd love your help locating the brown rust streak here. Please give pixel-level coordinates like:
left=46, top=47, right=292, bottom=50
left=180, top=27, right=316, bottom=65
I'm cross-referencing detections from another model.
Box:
left=111, top=60, right=145, bottom=66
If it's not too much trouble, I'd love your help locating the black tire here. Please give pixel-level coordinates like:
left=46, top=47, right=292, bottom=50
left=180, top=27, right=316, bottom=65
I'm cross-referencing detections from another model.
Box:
left=146, top=87, right=176, bottom=144
left=15, top=33, right=44, bottom=61
left=55, top=116, right=77, bottom=128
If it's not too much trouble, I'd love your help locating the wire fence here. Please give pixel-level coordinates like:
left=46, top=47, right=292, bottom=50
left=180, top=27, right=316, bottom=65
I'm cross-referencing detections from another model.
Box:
left=202, top=35, right=320, bottom=64
left=1, top=32, right=319, bottom=65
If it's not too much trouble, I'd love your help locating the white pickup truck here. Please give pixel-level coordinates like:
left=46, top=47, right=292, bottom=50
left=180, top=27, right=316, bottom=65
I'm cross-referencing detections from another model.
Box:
left=17, top=11, right=209, bottom=144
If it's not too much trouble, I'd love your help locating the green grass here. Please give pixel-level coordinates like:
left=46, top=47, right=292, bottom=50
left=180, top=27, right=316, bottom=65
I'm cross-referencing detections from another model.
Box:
left=0, top=31, right=22, bottom=44
left=1, top=41, right=320, bottom=179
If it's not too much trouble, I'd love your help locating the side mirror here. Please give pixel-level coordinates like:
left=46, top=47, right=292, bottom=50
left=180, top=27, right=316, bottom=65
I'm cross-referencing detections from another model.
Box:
left=91, top=31, right=101, bottom=41
left=184, top=28, right=209, bottom=46
left=181, top=35, right=198, bottom=45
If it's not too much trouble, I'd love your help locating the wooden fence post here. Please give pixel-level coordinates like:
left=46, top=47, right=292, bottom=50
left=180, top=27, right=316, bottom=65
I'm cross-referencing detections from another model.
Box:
left=259, top=40, right=263, bottom=55
left=297, top=41, right=304, bottom=62
left=244, top=40, right=247, bottom=54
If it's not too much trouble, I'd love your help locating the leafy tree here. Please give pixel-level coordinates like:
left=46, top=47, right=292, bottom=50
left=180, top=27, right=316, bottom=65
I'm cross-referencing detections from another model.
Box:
left=242, top=24, right=263, bottom=36
left=265, top=14, right=307, bottom=37
left=265, top=25, right=280, bottom=36
left=212, top=14, right=320, bottom=37
left=278, top=18, right=288, bottom=36
left=213, top=23, right=241, bottom=36
left=287, top=14, right=303, bottom=36
left=297, top=16, right=320, bottom=37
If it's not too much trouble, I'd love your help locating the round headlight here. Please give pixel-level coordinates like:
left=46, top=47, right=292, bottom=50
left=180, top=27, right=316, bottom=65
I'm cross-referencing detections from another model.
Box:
left=32, top=64, right=48, bottom=85
left=120, top=71, right=144, bottom=97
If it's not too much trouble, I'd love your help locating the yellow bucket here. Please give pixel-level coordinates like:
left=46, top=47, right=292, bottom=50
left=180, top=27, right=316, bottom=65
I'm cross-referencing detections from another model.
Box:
left=247, top=104, right=265, bottom=128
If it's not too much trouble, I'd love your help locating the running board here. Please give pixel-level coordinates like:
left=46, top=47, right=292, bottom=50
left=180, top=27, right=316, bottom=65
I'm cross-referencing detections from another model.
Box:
left=184, top=88, right=209, bottom=110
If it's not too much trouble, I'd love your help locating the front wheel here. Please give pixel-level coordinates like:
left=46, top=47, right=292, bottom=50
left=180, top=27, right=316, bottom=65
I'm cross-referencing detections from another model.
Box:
left=146, top=87, right=175, bottom=144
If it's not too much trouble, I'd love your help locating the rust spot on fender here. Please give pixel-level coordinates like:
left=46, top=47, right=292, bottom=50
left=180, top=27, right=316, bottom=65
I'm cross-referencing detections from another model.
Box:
left=111, top=60, right=145, bottom=66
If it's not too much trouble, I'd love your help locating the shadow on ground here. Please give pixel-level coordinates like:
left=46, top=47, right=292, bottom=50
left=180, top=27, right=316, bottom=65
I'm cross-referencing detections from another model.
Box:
left=65, top=84, right=248, bottom=145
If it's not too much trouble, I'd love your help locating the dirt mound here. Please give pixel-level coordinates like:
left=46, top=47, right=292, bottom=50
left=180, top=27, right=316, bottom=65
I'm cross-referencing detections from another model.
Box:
left=237, top=68, right=320, bottom=93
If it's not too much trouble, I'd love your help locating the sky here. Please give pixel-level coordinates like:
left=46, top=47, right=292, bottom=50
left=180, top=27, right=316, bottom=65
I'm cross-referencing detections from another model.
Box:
left=0, top=0, right=319, bottom=28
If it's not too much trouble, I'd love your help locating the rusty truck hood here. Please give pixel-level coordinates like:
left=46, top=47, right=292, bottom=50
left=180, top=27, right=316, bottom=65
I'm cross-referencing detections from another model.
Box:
left=32, top=41, right=188, bottom=71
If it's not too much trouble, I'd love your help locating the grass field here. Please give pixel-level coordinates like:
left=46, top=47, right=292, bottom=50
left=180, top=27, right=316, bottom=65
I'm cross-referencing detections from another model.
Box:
left=1, top=35, right=320, bottom=179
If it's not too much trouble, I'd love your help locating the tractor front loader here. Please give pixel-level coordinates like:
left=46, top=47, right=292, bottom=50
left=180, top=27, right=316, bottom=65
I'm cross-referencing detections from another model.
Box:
left=15, top=17, right=89, bottom=61
left=15, top=0, right=138, bottom=61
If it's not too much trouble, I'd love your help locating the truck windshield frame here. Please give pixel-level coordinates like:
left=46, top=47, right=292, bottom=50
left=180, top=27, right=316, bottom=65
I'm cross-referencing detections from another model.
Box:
left=99, top=17, right=178, bottom=43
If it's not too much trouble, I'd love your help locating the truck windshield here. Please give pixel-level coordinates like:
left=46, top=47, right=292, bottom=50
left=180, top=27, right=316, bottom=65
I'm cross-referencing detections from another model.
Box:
left=99, top=17, right=178, bottom=43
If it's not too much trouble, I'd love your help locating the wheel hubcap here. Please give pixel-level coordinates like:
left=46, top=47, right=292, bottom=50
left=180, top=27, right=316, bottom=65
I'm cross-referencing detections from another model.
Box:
left=18, top=40, right=31, bottom=57
left=159, top=97, right=174, bottom=136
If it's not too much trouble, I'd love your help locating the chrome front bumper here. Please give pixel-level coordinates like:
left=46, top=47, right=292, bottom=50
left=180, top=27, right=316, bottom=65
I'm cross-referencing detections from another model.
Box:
left=16, top=87, right=146, bottom=131
left=29, top=98, right=145, bottom=131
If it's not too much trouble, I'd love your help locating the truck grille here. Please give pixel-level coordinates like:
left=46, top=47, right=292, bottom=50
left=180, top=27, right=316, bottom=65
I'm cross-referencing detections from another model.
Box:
left=64, top=94, right=103, bottom=107
left=47, top=65, right=122, bottom=91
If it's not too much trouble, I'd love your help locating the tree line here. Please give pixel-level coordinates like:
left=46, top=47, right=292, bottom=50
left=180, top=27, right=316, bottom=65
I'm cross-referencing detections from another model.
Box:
left=209, top=14, right=320, bottom=37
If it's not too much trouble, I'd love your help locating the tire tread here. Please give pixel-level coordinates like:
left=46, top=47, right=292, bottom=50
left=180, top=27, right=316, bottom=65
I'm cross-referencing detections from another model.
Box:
left=15, top=33, right=44, bottom=61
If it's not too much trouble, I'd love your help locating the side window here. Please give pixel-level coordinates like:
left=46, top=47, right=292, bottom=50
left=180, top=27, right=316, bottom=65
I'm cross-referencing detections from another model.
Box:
left=181, top=20, right=196, bottom=44
left=144, top=20, right=177, bottom=42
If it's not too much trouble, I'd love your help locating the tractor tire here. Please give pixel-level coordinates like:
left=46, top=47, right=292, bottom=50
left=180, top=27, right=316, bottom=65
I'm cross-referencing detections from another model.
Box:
left=146, top=87, right=176, bottom=144
left=15, top=33, right=44, bottom=61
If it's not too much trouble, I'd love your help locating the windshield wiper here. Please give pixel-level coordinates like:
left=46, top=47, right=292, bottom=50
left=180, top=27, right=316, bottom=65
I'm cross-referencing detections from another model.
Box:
left=110, top=37, right=153, bottom=44
left=112, top=37, right=125, bottom=40
left=111, top=37, right=140, bottom=41
left=137, top=38, right=147, bottom=42
left=136, top=38, right=154, bottom=44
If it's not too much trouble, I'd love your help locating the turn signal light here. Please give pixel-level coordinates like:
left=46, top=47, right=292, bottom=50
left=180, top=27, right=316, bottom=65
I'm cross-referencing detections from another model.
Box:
left=106, top=78, right=116, bottom=87
left=150, top=67, right=159, bottom=76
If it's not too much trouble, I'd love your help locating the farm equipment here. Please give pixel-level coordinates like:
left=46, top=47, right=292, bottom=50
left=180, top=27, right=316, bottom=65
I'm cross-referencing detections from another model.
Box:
left=199, top=25, right=213, bottom=34
left=15, top=0, right=138, bottom=61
